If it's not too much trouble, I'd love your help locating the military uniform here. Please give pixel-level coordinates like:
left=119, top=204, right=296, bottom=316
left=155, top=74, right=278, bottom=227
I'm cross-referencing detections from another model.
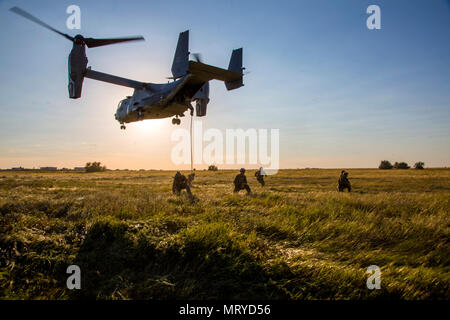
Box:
left=338, top=171, right=351, bottom=192
left=172, top=171, right=194, bottom=199
left=234, top=169, right=251, bottom=194
left=255, top=168, right=265, bottom=187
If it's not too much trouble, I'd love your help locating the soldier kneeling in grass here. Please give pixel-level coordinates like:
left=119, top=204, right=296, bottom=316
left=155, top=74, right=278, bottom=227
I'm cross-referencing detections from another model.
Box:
left=234, top=168, right=251, bottom=194
left=338, top=170, right=351, bottom=192
left=173, top=171, right=195, bottom=201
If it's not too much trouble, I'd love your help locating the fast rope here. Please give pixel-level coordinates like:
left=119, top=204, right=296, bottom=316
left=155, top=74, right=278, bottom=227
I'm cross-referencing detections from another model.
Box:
left=190, top=111, right=193, bottom=172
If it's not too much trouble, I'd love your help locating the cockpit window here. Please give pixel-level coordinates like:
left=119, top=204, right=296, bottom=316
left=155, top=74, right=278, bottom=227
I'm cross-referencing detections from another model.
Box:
left=118, top=100, right=128, bottom=111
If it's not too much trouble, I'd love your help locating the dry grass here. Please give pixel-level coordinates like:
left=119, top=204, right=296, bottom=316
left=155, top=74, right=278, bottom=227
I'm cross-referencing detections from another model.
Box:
left=0, top=168, right=449, bottom=299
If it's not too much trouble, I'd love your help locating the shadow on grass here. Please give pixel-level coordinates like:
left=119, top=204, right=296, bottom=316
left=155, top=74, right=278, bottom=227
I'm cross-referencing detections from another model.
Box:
left=71, top=219, right=287, bottom=299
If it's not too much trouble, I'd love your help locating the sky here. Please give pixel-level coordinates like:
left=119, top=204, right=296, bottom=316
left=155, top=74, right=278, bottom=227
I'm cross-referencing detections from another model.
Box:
left=0, top=0, right=449, bottom=170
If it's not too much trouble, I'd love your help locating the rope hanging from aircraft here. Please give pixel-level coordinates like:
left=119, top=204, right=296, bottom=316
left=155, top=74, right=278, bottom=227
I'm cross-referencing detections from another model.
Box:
left=190, top=112, right=193, bottom=172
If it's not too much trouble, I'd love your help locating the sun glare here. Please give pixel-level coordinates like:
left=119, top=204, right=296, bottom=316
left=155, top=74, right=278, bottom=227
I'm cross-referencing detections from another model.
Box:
left=133, top=119, right=167, bottom=134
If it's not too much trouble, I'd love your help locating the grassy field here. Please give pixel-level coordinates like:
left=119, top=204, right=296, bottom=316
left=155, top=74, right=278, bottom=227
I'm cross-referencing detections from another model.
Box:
left=0, top=168, right=448, bottom=300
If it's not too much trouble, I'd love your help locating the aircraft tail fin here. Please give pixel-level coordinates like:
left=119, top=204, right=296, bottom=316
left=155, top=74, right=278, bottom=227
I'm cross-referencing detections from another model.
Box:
left=171, top=30, right=189, bottom=79
left=225, top=48, right=244, bottom=90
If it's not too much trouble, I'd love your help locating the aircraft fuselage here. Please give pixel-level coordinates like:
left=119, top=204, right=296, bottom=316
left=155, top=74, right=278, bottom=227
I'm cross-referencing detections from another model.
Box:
left=114, top=74, right=203, bottom=125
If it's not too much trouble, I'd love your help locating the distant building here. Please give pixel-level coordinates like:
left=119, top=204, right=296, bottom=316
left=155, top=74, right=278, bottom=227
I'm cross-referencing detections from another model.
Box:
left=73, top=167, right=85, bottom=172
left=40, top=167, right=57, bottom=171
left=12, top=167, right=25, bottom=171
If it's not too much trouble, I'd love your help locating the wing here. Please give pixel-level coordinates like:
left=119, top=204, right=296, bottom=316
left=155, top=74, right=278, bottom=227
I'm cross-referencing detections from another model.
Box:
left=85, top=69, right=145, bottom=89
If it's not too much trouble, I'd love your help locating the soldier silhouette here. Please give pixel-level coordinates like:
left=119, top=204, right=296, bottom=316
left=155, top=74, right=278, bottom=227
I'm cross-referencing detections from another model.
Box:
left=172, top=171, right=194, bottom=200
left=338, top=170, right=351, bottom=192
left=234, top=168, right=251, bottom=194
left=254, top=167, right=266, bottom=187
left=187, top=169, right=196, bottom=186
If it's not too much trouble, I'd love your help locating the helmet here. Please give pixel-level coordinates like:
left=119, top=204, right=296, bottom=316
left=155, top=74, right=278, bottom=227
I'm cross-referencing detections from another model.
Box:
left=240, top=168, right=245, bottom=173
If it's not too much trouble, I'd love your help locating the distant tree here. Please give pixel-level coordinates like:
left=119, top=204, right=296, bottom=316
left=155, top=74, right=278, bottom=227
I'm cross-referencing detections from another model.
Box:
left=414, top=161, right=425, bottom=170
left=85, top=161, right=106, bottom=173
left=393, top=162, right=410, bottom=169
left=208, top=165, right=218, bottom=171
left=379, top=160, right=393, bottom=169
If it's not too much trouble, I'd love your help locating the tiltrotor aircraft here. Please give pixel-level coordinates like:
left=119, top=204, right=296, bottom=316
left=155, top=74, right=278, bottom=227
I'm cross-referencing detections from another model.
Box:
left=10, top=7, right=245, bottom=129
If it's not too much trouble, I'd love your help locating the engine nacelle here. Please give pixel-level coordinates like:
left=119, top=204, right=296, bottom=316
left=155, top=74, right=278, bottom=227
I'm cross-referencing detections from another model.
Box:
left=193, top=82, right=209, bottom=117
left=195, top=98, right=209, bottom=117
left=68, top=42, right=88, bottom=99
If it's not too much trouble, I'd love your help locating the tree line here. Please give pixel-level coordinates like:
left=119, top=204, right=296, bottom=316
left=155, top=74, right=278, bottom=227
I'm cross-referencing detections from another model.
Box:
left=379, top=160, right=424, bottom=170
left=85, top=162, right=107, bottom=172
left=83, top=161, right=427, bottom=172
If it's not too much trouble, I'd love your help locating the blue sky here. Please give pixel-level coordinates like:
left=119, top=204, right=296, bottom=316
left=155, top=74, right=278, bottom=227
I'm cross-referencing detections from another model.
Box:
left=0, top=0, right=449, bottom=169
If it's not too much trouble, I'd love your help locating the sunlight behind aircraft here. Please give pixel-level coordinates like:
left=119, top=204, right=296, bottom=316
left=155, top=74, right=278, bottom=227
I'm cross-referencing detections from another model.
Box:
left=133, top=118, right=167, bottom=134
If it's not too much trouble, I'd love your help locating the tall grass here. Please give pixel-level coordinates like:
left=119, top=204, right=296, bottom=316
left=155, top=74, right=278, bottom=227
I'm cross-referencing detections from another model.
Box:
left=0, top=169, right=448, bottom=299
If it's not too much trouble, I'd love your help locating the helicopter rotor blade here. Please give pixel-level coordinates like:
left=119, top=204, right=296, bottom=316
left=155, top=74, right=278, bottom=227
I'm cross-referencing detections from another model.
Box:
left=9, top=6, right=74, bottom=41
left=192, top=53, right=203, bottom=63
left=84, top=36, right=145, bottom=48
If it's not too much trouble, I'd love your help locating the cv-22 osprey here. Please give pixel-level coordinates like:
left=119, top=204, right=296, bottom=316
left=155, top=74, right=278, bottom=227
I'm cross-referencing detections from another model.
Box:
left=111, top=30, right=244, bottom=129
left=10, top=7, right=245, bottom=129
